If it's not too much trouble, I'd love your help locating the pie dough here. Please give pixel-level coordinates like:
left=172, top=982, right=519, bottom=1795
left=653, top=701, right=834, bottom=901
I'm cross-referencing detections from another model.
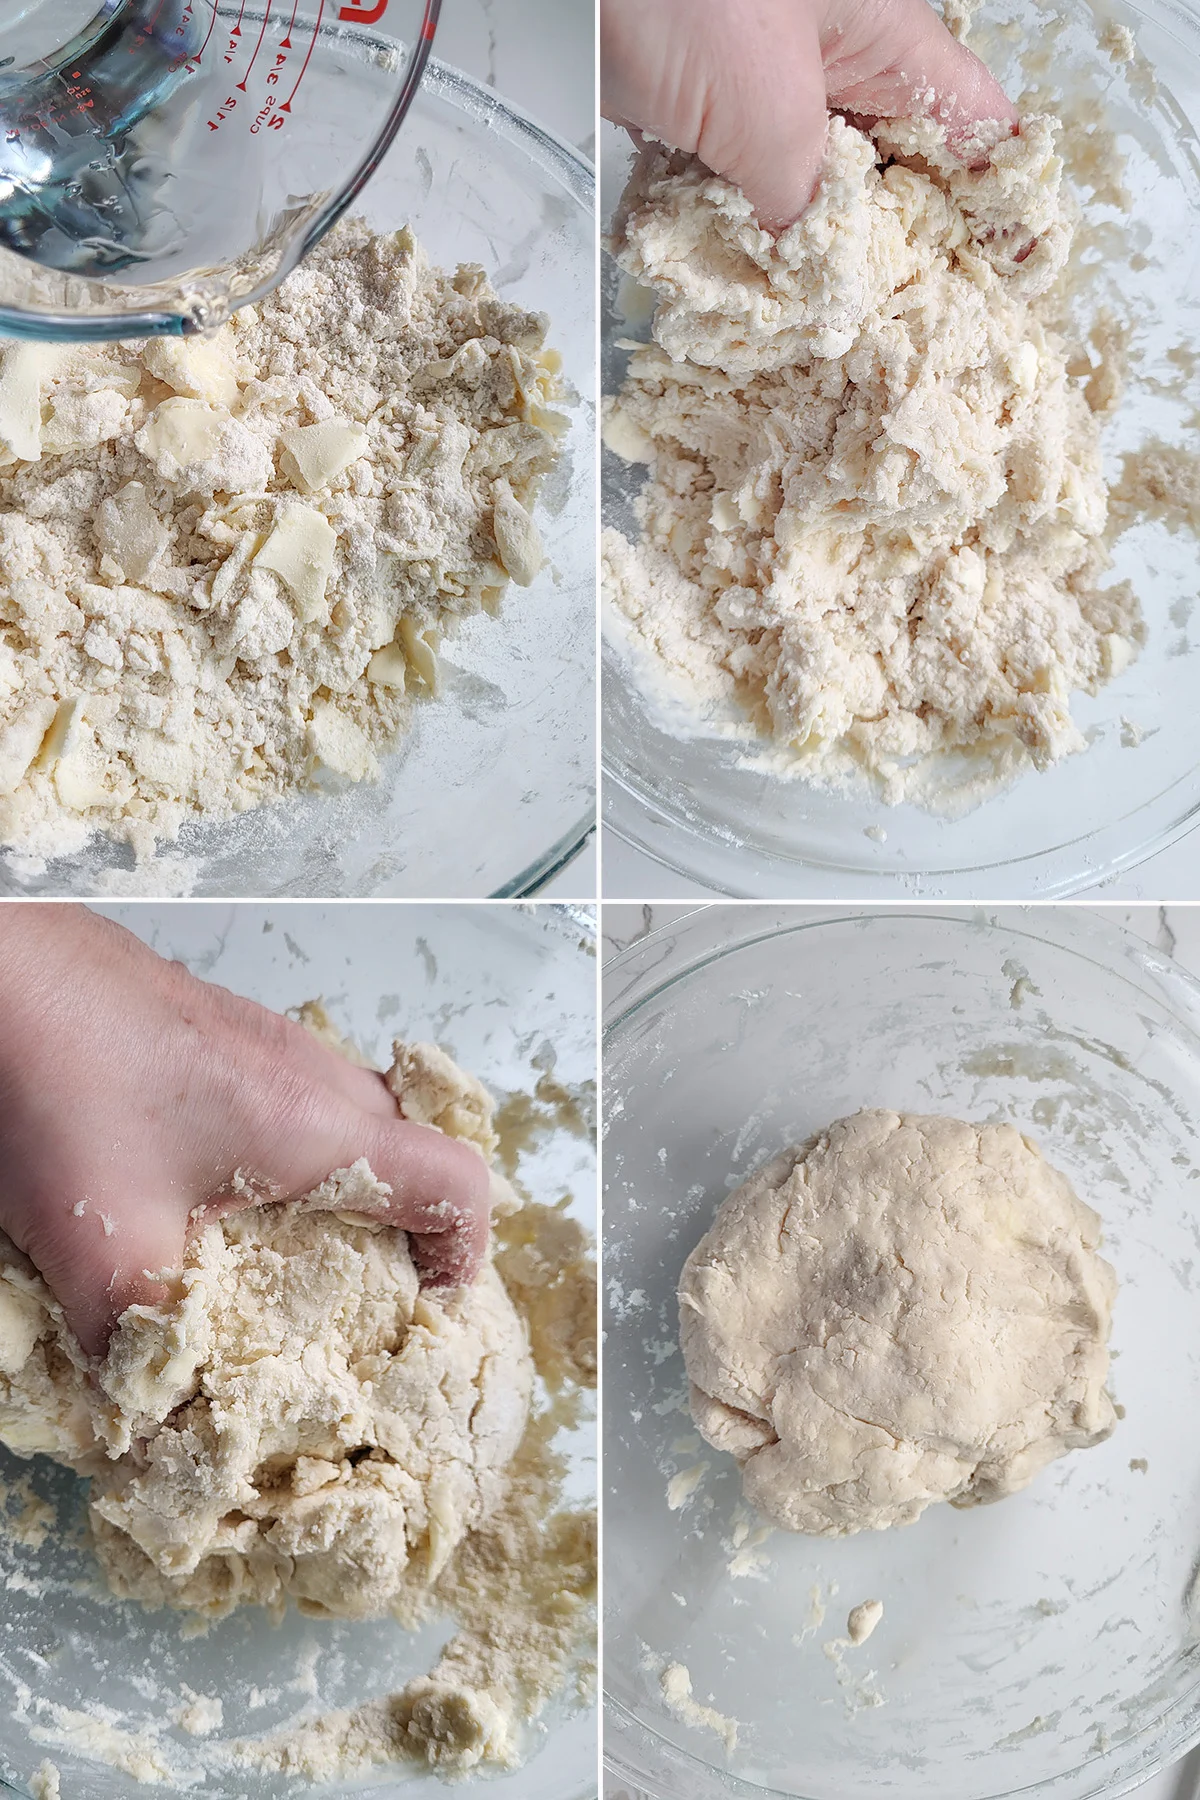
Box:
left=679, top=1110, right=1117, bottom=1534
left=0, top=1042, right=532, bottom=1623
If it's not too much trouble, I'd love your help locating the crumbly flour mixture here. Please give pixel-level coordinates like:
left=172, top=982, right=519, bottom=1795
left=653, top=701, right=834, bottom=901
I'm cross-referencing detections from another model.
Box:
left=604, top=114, right=1141, bottom=802
left=679, top=1110, right=1116, bottom=1534
left=0, top=221, right=565, bottom=863
left=0, top=1035, right=596, bottom=1781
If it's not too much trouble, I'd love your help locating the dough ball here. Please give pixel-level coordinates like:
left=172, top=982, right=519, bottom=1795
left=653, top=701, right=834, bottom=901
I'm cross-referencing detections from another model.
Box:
left=679, top=1110, right=1117, bottom=1535
left=0, top=1048, right=533, bottom=1624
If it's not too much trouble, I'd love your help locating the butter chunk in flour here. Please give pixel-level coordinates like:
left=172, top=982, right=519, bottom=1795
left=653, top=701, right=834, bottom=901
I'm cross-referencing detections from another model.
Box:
left=0, top=221, right=567, bottom=863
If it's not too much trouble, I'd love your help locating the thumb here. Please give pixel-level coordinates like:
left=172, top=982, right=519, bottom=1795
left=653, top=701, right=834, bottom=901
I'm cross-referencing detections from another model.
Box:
left=57, top=1118, right=490, bottom=1359
left=823, top=0, right=1017, bottom=146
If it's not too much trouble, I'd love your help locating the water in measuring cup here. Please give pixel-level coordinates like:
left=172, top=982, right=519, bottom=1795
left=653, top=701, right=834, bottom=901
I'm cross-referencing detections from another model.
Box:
left=0, top=1, right=208, bottom=277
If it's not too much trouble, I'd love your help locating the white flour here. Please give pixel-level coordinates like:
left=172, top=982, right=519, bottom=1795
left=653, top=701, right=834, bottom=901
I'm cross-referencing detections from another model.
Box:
left=0, top=222, right=565, bottom=864
left=603, top=114, right=1143, bottom=807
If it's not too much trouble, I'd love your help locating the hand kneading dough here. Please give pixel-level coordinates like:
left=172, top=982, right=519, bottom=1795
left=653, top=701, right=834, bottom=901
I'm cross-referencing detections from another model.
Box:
left=604, top=115, right=1142, bottom=802
left=0, top=1042, right=532, bottom=1623
left=679, top=1110, right=1116, bottom=1535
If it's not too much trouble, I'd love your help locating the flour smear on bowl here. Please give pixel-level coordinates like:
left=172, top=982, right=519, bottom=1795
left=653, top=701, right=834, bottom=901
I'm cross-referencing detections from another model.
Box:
left=0, top=221, right=567, bottom=867
left=602, top=7, right=1200, bottom=812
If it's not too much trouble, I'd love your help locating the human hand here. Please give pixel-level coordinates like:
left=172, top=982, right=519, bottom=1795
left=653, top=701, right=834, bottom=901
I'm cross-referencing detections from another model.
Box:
left=602, top=0, right=1018, bottom=228
left=0, top=906, right=490, bottom=1357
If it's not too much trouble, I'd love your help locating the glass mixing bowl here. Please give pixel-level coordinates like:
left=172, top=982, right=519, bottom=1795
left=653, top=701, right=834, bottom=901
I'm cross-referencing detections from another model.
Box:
left=604, top=907, right=1200, bottom=1799
left=601, top=0, right=1200, bottom=898
left=0, top=55, right=596, bottom=899
left=0, top=902, right=598, bottom=1800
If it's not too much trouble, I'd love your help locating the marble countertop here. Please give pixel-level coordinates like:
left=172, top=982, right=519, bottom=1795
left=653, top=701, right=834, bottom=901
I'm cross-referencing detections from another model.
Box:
left=431, top=0, right=594, bottom=155
left=602, top=903, right=1200, bottom=1800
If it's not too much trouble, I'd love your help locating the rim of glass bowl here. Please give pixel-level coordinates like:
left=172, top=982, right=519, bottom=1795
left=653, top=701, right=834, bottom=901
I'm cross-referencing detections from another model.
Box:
left=503, top=824, right=597, bottom=900
left=601, top=755, right=1200, bottom=901
left=602, top=906, right=1200, bottom=1030
left=602, top=904, right=1200, bottom=1800
left=444, top=67, right=596, bottom=901
left=0, top=1778, right=599, bottom=1800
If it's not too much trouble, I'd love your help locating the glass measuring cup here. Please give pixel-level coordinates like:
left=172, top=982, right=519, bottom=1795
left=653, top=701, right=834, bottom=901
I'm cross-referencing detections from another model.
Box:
left=0, top=0, right=439, bottom=340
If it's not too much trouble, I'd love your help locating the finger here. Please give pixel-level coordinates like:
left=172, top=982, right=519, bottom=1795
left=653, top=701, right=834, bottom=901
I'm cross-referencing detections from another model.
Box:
left=238, top=1086, right=493, bottom=1290
left=24, top=1186, right=184, bottom=1359
left=603, top=0, right=830, bottom=229
left=214, top=992, right=399, bottom=1122
left=694, top=11, right=831, bottom=227
left=326, top=1062, right=400, bottom=1122
left=339, top=1118, right=491, bottom=1288
left=823, top=0, right=1017, bottom=145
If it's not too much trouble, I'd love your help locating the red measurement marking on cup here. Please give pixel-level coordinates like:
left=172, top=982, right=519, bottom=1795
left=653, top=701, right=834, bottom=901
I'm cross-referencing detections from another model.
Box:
left=280, top=0, right=326, bottom=115
left=210, top=0, right=252, bottom=130
left=28, top=65, right=97, bottom=129
left=337, top=0, right=390, bottom=20
left=222, top=0, right=249, bottom=62
left=236, top=0, right=274, bottom=90
left=170, top=0, right=198, bottom=54
left=247, top=0, right=302, bottom=128
left=192, top=0, right=222, bottom=68
left=280, top=0, right=303, bottom=50
left=129, top=0, right=177, bottom=66
left=127, top=0, right=165, bottom=45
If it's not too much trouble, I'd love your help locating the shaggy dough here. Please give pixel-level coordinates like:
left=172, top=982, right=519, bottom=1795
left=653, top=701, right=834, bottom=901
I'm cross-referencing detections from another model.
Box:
left=604, top=115, right=1140, bottom=803
left=0, top=1042, right=532, bottom=1623
left=611, top=115, right=1069, bottom=375
left=679, top=1110, right=1117, bottom=1534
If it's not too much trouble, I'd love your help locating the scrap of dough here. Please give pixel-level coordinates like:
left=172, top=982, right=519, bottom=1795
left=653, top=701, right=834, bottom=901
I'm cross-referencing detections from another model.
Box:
left=659, top=1662, right=739, bottom=1755
left=679, top=1110, right=1117, bottom=1534
left=846, top=1599, right=884, bottom=1645
left=0, top=1041, right=533, bottom=1624
left=666, top=1464, right=706, bottom=1510
left=174, top=1693, right=223, bottom=1737
left=604, top=115, right=1141, bottom=806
